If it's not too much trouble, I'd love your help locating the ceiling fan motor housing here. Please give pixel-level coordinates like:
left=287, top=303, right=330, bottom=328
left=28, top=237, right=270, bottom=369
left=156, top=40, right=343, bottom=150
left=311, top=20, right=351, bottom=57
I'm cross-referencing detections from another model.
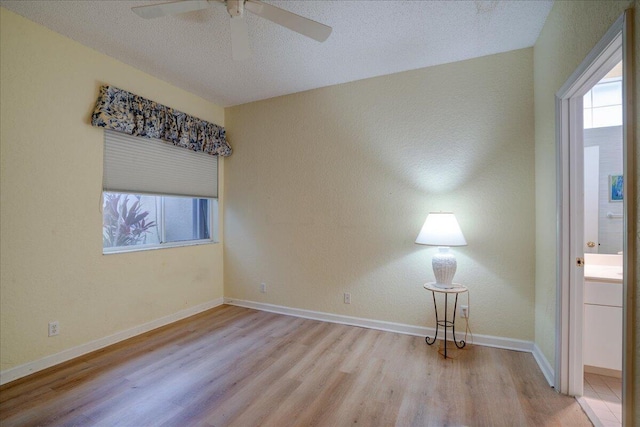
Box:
left=227, top=0, right=244, bottom=17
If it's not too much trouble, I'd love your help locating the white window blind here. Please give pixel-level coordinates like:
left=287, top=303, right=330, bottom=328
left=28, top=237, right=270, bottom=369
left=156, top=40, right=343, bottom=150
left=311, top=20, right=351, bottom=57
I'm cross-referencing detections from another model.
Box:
left=103, top=130, right=218, bottom=198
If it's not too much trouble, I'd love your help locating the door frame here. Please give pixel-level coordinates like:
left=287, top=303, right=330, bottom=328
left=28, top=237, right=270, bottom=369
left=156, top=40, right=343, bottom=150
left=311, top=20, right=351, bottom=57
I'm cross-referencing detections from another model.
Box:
left=554, top=9, right=635, bottom=424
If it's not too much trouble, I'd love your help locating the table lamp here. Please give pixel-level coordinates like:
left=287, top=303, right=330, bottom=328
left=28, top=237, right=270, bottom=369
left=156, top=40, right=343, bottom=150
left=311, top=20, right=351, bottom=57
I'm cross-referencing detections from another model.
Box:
left=415, top=212, right=467, bottom=289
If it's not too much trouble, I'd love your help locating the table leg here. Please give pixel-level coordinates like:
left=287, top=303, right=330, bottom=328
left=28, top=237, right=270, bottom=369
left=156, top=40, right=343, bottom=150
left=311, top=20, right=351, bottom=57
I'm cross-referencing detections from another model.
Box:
left=453, top=293, right=466, bottom=349
left=444, top=293, right=448, bottom=358
left=425, top=291, right=438, bottom=345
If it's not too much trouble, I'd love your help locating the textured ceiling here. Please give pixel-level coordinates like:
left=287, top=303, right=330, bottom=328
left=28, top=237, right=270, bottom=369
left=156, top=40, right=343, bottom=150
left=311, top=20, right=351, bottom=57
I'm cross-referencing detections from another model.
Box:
left=1, top=0, right=553, bottom=107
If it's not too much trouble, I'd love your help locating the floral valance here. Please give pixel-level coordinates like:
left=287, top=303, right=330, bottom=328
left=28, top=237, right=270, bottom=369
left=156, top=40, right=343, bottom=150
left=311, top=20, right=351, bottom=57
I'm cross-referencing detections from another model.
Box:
left=91, top=85, right=231, bottom=157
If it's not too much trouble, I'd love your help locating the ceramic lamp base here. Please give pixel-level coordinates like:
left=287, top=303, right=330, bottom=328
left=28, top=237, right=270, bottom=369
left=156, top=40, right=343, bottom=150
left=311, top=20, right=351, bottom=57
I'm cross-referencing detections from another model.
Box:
left=432, top=247, right=457, bottom=288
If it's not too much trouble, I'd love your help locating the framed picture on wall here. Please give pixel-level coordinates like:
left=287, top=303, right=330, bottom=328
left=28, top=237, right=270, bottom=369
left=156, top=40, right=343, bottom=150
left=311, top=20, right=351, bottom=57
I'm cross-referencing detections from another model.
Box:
left=609, top=175, right=623, bottom=202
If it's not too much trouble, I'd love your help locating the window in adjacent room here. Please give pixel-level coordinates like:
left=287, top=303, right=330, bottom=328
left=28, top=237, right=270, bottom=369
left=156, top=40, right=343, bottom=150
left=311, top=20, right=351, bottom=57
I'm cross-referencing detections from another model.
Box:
left=583, top=62, right=622, bottom=129
left=102, top=130, right=219, bottom=254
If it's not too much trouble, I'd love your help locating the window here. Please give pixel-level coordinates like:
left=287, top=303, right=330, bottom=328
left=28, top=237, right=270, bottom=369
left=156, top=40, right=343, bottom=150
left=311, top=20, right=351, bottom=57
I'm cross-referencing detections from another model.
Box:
left=583, top=77, right=622, bottom=129
left=102, top=193, right=217, bottom=252
left=102, top=131, right=219, bottom=253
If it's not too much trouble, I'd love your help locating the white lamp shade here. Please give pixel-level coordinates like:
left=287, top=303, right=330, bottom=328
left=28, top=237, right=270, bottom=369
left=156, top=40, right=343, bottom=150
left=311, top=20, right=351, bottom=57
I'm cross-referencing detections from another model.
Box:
left=415, top=212, right=467, bottom=246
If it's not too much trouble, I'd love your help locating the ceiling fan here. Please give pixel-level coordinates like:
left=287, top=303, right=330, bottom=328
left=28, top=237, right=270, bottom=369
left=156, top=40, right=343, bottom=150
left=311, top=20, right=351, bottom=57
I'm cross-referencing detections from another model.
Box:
left=132, top=0, right=332, bottom=60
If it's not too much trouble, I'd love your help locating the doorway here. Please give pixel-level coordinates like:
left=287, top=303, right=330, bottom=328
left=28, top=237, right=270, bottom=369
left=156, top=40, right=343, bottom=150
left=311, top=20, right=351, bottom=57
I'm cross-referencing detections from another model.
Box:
left=581, top=62, right=624, bottom=425
left=554, top=10, right=635, bottom=427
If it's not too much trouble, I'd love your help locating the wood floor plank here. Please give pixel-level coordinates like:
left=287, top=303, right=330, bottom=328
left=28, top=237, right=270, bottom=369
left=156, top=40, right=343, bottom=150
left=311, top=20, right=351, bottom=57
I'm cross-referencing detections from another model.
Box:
left=0, top=305, right=591, bottom=426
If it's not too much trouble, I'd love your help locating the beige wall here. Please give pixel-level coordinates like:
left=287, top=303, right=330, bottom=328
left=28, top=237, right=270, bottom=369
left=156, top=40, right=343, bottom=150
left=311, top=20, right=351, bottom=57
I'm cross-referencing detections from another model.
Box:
left=225, top=48, right=536, bottom=340
left=532, top=0, right=639, bottom=420
left=0, top=8, right=225, bottom=372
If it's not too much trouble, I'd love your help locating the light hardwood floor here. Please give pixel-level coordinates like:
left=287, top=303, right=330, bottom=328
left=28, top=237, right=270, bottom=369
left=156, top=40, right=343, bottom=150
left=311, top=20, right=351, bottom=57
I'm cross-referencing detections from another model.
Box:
left=0, top=305, right=590, bottom=426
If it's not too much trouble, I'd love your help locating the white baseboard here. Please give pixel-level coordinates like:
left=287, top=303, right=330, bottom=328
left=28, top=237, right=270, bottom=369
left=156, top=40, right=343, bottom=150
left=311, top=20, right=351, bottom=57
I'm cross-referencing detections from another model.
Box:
left=1, top=298, right=547, bottom=387
left=224, top=298, right=534, bottom=353
left=584, top=365, right=621, bottom=378
left=0, top=298, right=224, bottom=386
left=532, top=343, right=555, bottom=387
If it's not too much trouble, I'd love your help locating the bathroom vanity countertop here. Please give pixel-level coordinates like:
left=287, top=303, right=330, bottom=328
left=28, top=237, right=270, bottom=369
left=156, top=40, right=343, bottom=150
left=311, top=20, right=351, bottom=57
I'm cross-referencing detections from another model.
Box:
left=584, top=264, right=623, bottom=282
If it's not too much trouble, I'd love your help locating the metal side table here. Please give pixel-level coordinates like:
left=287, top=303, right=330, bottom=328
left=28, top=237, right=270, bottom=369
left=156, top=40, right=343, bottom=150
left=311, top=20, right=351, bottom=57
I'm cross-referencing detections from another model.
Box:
left=423, top=282, right=468, bottom=359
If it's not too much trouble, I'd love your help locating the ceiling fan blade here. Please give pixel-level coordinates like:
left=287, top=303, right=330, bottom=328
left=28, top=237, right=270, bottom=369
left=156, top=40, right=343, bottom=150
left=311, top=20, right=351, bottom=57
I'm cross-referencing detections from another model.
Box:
left=132, top=0, right=211, bottom=19
left=230, top=16, right=252, bottom=61
left=244, top=0, right=332, bottom=42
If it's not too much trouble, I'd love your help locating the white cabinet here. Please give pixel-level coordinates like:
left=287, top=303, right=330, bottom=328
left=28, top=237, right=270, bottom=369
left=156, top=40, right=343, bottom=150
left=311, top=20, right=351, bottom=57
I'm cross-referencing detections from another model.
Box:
left=583, top=304, right=622, bottom=370
left=583, top=280, right=622, bottom=371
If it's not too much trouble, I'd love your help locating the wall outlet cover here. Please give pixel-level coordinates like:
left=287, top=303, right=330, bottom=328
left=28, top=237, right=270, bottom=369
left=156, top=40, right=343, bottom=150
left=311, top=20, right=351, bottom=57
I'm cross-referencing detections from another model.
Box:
left=48, top=321, right=59, bottom=336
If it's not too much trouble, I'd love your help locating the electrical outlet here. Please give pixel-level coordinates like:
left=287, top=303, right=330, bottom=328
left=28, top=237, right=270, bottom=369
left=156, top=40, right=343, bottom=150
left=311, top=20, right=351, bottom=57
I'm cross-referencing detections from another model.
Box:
left=260, top=283, right=266, bottom=293
left=344, top=292, right=351, bottom=304
left=48, top=321, right=59, bottom=337
left=460, top=305, right=469, bottom=318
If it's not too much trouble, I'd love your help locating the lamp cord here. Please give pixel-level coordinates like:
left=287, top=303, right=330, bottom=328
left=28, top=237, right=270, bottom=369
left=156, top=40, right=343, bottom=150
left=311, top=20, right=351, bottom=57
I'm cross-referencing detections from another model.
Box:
left=463, top=290, right=474, bottom=345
